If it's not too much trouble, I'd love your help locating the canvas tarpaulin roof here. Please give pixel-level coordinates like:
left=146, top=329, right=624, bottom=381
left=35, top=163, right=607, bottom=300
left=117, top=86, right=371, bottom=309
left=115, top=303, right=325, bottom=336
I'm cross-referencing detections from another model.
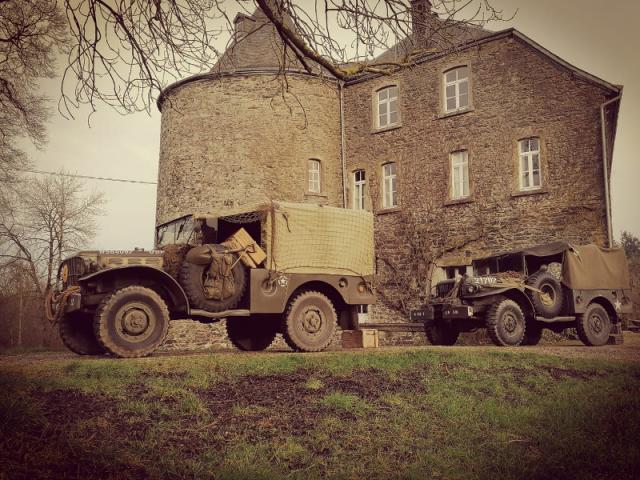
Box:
left=265, top=202, right=374, bottom=276
left=196, top=201, right=375, bottom=276
left=562, top=244, right=631, bottom=290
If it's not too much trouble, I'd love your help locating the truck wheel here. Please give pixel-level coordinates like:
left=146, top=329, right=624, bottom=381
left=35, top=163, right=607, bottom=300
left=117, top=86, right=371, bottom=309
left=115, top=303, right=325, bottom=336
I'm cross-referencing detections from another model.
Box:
left=425, top=321, right=459, bottom=346
left=59, top=312, right=105, bottom=355
left=576, top=303, right=611, bottom=346
left=94, top=286, right=170, bottom=358
left=526, top=270, right=563, bottom=318
left=282, top=291, right=337, bottom=352
left=486, top=298, right=526, bottom=346
left=521, top=321, right=543, bottom=346
left=179, top=245, right=246, bottom=313
left=226, top=316, right=278, bottom=351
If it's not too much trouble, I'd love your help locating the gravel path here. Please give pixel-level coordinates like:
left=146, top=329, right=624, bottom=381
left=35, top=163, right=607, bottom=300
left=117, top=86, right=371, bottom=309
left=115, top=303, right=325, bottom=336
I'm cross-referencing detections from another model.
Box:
left=2, top=333, right=640, bottom=365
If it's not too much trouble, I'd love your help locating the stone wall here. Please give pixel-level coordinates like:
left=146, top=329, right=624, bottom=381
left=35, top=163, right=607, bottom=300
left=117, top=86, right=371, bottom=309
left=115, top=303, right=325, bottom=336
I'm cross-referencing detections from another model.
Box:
left=156, top=73, right=343, bottom=225
left=343, top=35, right=615, bottom=322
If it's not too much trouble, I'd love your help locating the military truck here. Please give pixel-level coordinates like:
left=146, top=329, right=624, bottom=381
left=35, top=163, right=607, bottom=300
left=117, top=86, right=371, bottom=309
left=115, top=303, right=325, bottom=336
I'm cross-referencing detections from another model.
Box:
left=411, top=242, right=632, bottom=347
left=49, top=202, right=375, bottom=357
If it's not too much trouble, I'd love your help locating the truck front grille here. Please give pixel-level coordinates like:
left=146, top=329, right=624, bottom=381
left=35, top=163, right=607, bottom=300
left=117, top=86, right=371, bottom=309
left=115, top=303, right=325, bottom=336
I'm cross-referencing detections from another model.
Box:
left=435, top=279, right=456, bottom=298
left=60, top=257, right=87, bottom=286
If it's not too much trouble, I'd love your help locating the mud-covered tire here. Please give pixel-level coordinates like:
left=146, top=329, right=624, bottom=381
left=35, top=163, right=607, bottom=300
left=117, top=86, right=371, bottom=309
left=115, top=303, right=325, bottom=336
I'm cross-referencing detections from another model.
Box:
left=576, top=303, right=611, bottom=346
left=526, top=270, right=563, bottom=318
left=521, top=321, right=543, bottom=346
left=179, top=244, right=247, bottom=313
left=486, top=298, right=526, bottom=346
left=94, top=286, right=170, bottom=358
left=282, top=291, right=337, bottom=352
left=425, top=322, right=459, bottom=346
left=59, top=312, right=105, bottom=355
left=226, top=316, right=279, bottom=351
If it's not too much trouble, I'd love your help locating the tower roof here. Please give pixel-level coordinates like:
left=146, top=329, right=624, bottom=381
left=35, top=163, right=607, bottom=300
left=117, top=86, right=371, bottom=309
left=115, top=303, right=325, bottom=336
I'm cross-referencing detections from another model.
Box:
left=211, top=6, right=321, bottom=74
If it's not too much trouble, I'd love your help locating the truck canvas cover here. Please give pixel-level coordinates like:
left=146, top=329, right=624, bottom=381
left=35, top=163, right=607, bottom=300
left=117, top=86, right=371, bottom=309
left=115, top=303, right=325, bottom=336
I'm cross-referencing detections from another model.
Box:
left=563, top=244, right=631, bottom=290
left=473, top=241, right=631, bottom=291
left=198, top=201, right=375, bottom=277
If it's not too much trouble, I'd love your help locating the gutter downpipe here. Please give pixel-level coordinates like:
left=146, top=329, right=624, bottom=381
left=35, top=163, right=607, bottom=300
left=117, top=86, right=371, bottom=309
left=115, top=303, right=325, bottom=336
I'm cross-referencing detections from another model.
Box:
left=600, top=95, right=621, bottom=248
left=339, top=80, right=347, bottom=208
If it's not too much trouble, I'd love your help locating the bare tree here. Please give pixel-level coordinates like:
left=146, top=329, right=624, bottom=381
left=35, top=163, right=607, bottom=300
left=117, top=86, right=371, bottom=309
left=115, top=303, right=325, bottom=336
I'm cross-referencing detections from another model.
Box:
left=59, top=0, right=513, bottom=115
left=0, top=0, right=67, bottom=183
left=0, top=173, right=105, bottom=294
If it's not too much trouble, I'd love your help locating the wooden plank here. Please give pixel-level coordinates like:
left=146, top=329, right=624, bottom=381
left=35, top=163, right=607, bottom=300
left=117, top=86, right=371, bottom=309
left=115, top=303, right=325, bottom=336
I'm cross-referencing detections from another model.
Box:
left=358, top=322, right=424, bottom=332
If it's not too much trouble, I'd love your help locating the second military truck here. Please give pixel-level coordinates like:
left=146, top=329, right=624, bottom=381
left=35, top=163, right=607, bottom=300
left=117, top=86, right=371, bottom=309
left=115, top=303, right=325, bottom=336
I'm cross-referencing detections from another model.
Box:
left=411, top=241, right=632, bottom=347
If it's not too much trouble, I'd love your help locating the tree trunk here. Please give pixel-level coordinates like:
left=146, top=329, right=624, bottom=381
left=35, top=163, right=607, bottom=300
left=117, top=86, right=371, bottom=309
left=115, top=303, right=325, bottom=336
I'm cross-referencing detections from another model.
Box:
left=17, top=290, right=23, bottom=347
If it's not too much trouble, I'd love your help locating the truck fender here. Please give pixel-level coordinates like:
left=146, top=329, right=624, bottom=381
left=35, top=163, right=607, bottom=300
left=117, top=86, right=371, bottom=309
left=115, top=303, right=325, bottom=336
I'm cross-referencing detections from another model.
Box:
left=501, top=288, right=535, bottom=318
left=584, top=296, right=619, bottom=323
left=79, top=265, right=189, bottom=315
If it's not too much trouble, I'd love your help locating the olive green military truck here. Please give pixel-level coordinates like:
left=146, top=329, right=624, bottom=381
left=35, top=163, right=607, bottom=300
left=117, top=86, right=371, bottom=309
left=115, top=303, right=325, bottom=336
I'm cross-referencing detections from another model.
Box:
left=48, top=202, right=375, bottom=357
left=411, top=242, right=632, bottom=347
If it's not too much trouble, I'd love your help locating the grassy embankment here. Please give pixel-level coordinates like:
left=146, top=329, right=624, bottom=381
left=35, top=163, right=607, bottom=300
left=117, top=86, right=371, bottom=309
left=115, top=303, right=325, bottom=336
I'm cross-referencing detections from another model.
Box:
left=1, top=348, right=639, bottom=479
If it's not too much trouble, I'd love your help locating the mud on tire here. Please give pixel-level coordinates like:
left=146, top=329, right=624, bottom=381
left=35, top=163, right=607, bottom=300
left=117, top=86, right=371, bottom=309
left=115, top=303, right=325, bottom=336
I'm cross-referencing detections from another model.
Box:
left=576, top=302, right=611, bottom=347
left=282, top=291, right=337, bottom=352
left=521, top=321, right=544, bottom=346
left=59, top=312, right=105, bottom=355
left=425, top=321, right=459, bottom=346
left=94, top=286, right=170, bottom=358
left=486, top=298, right=526, bottom=346
left=179, top=244, right=247, bottom=313
left=226, top=315, right=279, bottom=351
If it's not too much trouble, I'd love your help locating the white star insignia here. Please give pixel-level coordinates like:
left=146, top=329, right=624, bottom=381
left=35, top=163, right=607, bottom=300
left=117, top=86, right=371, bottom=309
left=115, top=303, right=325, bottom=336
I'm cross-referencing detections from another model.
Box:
left=614, top=299, right=622, bottom=311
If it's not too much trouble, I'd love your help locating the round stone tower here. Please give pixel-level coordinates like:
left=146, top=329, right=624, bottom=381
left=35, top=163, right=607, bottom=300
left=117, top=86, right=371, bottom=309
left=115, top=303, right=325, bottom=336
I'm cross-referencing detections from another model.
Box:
left=155, top=8, right=342, bottom=225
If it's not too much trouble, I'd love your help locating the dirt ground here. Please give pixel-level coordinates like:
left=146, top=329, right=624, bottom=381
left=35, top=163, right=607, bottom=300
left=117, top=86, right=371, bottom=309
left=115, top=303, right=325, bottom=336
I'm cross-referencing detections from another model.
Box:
left=2, top=332, right=639, bottom=365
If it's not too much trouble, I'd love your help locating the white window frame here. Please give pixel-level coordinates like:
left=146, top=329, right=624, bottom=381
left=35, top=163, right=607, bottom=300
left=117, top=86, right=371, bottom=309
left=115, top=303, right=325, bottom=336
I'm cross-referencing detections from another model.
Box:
left=308, top=159, right=321, bottom=193
left=443, top=66, right=470, bottom=113
left=450, top=150, right=469, bottom=199
left=376, top=86, right=399, bottom=129
left=382, top=162, right=398, bottom=209
left=518, top=138, right=542, bottom=191
left=353, top=170, right=366, bottom=210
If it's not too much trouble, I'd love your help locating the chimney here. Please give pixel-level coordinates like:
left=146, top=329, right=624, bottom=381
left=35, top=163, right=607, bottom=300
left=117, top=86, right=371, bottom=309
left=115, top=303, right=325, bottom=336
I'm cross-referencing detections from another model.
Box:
left=410, top=0, right=432, bottom=41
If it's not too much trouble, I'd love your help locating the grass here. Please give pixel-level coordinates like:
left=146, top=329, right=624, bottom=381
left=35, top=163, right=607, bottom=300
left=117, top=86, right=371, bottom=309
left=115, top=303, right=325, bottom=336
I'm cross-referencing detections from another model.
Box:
left=0, top=349, right=639, bottom=479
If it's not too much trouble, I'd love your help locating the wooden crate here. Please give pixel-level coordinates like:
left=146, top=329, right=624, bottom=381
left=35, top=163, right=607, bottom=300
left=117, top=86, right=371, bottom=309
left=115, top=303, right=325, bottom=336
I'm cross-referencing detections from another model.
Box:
left=341, top=329, right=379, bottom=348
left=224, top=227, right=267, bottom=268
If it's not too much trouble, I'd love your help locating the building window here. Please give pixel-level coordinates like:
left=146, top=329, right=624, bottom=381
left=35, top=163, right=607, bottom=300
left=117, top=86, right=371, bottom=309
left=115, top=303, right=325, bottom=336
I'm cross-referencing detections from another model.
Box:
left=353, top=170, right=366, bottom=210
left=308, top=159, right=321, bottom=193
left=444, top=66, right=469, bottom=113
left=445, top=266, right=469, bottom=280
left=376, top=86, right=399, bottom=129
left=382, top=162, right=397, bottom=208
left=518, top=138, right=542, bottom=190
left=450, top=150, right=469, bottom=199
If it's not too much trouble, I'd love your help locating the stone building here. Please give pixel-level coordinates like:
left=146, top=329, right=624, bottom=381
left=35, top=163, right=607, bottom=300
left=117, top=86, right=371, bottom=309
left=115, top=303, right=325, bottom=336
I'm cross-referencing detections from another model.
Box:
left=156, top=1, right=622, bottom=323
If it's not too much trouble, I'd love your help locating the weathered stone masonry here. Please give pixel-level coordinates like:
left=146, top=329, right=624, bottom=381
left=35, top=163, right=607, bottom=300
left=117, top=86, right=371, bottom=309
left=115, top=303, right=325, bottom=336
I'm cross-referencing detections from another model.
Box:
left=343, top=34, right=618, bottom=321
left=157, top=73, right=342, bottom=225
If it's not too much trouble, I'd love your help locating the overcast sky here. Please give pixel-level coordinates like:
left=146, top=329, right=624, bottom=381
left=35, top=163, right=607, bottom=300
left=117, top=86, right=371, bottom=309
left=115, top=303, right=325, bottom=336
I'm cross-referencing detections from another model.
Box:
left=20, top=0, right=640, bottom=250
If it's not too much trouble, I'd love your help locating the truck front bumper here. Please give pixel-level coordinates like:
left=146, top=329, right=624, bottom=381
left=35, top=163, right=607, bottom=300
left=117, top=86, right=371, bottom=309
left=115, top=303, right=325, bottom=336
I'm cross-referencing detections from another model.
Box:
left=410, top=304, right=477, bottom=324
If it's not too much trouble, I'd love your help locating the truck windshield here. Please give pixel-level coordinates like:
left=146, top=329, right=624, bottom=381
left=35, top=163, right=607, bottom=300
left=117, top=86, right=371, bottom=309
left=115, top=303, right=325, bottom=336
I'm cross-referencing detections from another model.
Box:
left=155, top=215, right=197, bottom=248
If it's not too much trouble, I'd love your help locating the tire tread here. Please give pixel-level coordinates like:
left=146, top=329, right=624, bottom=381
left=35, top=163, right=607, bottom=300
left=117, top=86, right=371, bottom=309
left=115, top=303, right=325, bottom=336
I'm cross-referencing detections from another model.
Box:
left=282, top=290, right=336, bottom=352
left=486, top=298, right=526, bottom=346
left=94, top=286, right=170, bottom=358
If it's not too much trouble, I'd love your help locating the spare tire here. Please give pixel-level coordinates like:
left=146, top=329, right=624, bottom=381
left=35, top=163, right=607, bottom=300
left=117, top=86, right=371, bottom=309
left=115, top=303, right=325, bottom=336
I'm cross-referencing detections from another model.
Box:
left=179, top=244, right=247, bottom=312
left=526, top=269, right=563, bottom=318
